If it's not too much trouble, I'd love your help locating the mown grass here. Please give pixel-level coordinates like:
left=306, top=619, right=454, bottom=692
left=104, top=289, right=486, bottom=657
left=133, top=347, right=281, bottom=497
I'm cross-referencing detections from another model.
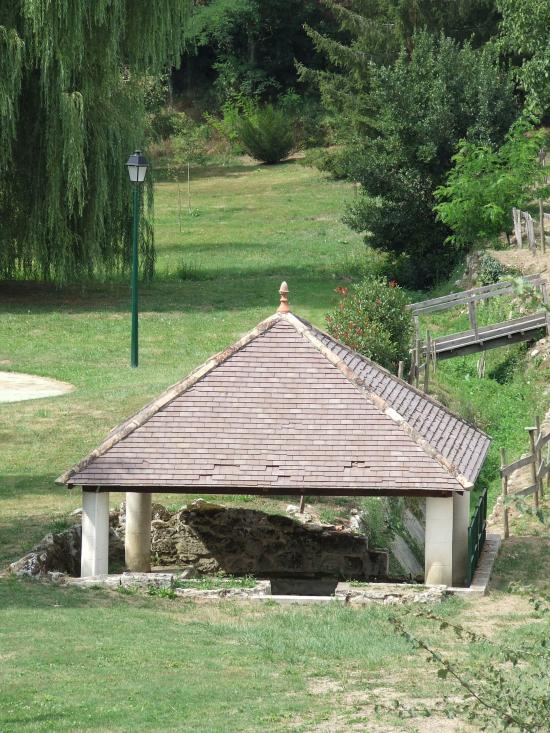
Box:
left=2, top=157, right=550, bottom=732
left=0, top=160, right=369, bottom=566
left=1, top=576, right=547, bottom=732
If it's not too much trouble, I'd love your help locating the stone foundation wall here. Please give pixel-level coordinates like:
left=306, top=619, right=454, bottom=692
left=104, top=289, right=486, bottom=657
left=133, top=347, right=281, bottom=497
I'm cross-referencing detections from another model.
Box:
left=140, top=500, right=388, bottom=580
left=9, top=500, right=389, bottom=581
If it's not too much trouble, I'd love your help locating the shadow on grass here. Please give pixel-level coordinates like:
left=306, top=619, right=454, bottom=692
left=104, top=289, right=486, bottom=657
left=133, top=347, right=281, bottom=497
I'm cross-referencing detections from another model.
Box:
left=490, top=536, right=550, bottom=593
left=153, top=159, right=298, bottom=183
left=0, top=573, right=165, bottom=611
left=0, top=267, right=352, bottom=315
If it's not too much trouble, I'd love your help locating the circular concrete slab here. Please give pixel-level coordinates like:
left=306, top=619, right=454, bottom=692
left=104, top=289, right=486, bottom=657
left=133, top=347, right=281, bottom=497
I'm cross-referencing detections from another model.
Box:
left=0, top=371, right=74, bottom=403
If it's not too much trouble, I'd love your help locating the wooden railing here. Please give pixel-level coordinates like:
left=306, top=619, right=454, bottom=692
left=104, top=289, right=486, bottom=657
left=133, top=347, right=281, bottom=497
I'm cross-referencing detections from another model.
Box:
left=407, top=276, right=549, bottom=369
left=408, top=275, right=546, bottom=318
left=499, top=417, right=550, bottom=539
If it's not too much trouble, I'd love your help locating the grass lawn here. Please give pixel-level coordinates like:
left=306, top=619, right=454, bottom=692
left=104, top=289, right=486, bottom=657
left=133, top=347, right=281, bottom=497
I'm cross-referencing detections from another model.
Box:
left=1, top=575, right=547, bottom=733
left=0, top=159, right=368, bottom=567
left=2, top=158, right=550, bottom=732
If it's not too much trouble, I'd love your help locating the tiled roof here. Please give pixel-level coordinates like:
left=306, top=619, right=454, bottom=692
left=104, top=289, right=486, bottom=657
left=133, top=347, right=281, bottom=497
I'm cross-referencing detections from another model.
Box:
left=59, top=312, right=490, bottom=494
left=301, top=318, right=490, bottom=484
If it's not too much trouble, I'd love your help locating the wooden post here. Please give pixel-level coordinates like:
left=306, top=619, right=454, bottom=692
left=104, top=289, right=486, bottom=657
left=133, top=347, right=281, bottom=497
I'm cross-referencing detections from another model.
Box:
left=397, top=360, right=404, bottom=380
left=414, top=338, right=421, bottom=388
left=500, top=448, right=509, bottom=540
left=527, top=427, right=540, bottom=510
left=536, top=416, right=544, bottom=499
left=477, top=354, right=486, bottom=378
left=541, top=281, right=550, bottom=337
left=299, top=495, right=306, bottom=513
left=526, top=213, right=537, bottom=253
left=539, top=200, right=545, bottom=254
left=408, top=344, right=416, bottom=384
left=424, top=331, right=431, bottom=393
left=431, top=339, right=437, bottom=373
left=468, top=296, right=479, bottom=339
left=514, top=208, right=523, bottom=249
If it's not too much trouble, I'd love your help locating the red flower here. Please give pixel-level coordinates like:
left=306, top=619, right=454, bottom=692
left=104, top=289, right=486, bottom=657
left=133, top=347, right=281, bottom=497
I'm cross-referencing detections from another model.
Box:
left=335, top=286, right=349, bottom=296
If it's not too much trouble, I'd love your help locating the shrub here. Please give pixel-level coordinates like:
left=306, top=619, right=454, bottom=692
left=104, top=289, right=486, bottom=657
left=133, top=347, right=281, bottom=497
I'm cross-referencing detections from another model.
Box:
left=304, top=25, right=517, bottom=288
left=325, top=277, right=413, bottom=372
left=236, top=104, right=294, bottom=164
left=435, top=118, right=550, bottom=249
left=477, top=253, right=508, bottom=285
left=149, top=108, right=189, bottom=142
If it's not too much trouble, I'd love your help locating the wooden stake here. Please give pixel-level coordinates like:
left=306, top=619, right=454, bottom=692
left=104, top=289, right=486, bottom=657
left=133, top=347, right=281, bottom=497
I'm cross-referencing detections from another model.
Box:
left=541, top=281, right=550, bottom=337
left=187, top=161, right=191, bottom=213
left=539, top=199, right=545, bottom=254
left=408, top=346, right=416, bottom=384
left=299, top=495, right=306, bottom=513
left=500, top=447, right=509, bottom=540
left=527, top=427, right=540, bottom=510
left=397, top=360, right=404, bottom=380
left=536, top=416, right=544, bottom=499
left=177, top=182, right=182, bottom=233
left=424, top=331, right=431, bottom=393
left=468, top=296, right=479, bottom=339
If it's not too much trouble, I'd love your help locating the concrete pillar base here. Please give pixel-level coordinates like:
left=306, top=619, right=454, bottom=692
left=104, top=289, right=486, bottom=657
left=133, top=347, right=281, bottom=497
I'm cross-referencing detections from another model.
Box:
left=125, top=492, right=152, bottom=572
left=81, top=489, right=110, bottom=577
left=425, top=496, right=453, bottom=586
left=452, top=491, right=470, bottom=587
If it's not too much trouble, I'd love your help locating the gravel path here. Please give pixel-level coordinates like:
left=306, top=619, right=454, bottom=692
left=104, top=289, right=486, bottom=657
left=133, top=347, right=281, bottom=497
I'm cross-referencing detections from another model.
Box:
left=0, top=371, right=73, bottom=403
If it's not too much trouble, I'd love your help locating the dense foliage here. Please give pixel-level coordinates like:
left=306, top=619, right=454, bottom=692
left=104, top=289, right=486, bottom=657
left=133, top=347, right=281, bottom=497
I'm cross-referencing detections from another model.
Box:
left=435, top=120, right=549, bottom=249
left=0, top=2, right=190, bottom=283
left=176, top=0, right=336, bottom=105
left=236, top=104, right=294, bottom=163
left=498, top=0, right=550, bottom=116
left=307, top=24, right=517, bottom=286
left=326, top=277, right=412, bottom=371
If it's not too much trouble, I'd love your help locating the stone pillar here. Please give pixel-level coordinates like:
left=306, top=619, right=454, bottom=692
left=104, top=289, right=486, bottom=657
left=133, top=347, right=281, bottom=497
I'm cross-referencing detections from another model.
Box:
left=125, top=492, right=152, bottom=572
left=424, top=496, right=453, bottom=586
left=452, top=491, right=470, bottom=587
left=81, top=489, right=110, bottom=577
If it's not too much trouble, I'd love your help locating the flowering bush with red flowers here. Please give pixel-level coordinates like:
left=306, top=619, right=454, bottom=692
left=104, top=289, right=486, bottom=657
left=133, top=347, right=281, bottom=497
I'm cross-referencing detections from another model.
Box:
left=326, top=276, right=412, bottom=371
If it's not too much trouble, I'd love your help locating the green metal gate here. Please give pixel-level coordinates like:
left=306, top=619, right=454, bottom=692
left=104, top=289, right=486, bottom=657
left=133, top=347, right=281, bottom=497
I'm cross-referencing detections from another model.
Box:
left=466, top=487, right=488, bottom=586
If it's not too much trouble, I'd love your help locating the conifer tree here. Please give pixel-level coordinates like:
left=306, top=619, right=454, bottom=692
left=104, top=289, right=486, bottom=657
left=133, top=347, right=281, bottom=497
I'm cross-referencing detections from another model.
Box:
left=0, top=2, right=190, bottom=283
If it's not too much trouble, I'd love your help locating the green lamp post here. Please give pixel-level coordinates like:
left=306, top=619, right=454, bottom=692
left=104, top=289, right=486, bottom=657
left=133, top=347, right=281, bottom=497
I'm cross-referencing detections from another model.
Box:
left=126, top=150, right=148, bottom=368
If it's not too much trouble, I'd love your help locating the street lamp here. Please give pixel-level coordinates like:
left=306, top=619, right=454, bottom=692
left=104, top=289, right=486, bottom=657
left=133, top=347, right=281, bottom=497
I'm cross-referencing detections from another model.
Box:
left=126, top=150, right=148, bottom=368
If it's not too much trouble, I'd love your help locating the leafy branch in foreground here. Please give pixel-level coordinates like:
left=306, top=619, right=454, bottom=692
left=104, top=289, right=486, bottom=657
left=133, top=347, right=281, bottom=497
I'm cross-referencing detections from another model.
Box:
left=385, top=606, right=550, bottom=732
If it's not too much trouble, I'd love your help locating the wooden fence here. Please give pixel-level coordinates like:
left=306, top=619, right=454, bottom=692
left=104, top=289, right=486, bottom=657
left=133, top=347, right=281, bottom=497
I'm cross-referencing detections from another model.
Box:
left=406, top=275, right=549, bottom=381
left=513, top=206, right=547, bottom=254
left=499, top=417, right=550, bottom=539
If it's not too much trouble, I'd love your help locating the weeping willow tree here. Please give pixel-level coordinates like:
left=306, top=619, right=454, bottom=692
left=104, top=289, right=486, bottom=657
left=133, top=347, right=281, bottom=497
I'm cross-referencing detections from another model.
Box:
left=0, top=1, right=190, bottom=283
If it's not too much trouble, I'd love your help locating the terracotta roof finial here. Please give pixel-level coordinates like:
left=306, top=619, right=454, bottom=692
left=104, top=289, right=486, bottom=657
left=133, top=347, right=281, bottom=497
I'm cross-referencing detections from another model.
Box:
left=277, top=281, right=290, bottom=313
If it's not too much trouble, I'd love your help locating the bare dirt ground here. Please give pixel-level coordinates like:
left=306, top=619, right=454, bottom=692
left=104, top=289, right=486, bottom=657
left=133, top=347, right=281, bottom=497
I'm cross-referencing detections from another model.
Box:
left=488, top=246, right=550, bottom=276
left=0, top=371, right=73, bottom=403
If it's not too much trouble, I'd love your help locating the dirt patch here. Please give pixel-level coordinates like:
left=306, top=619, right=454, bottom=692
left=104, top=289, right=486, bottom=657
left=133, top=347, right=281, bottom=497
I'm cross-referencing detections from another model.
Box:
left=308, top=677, right=343, bottom=695
left=0, top=371, right=73, bottom=403
left=488, top=247, right=550, bottom=276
